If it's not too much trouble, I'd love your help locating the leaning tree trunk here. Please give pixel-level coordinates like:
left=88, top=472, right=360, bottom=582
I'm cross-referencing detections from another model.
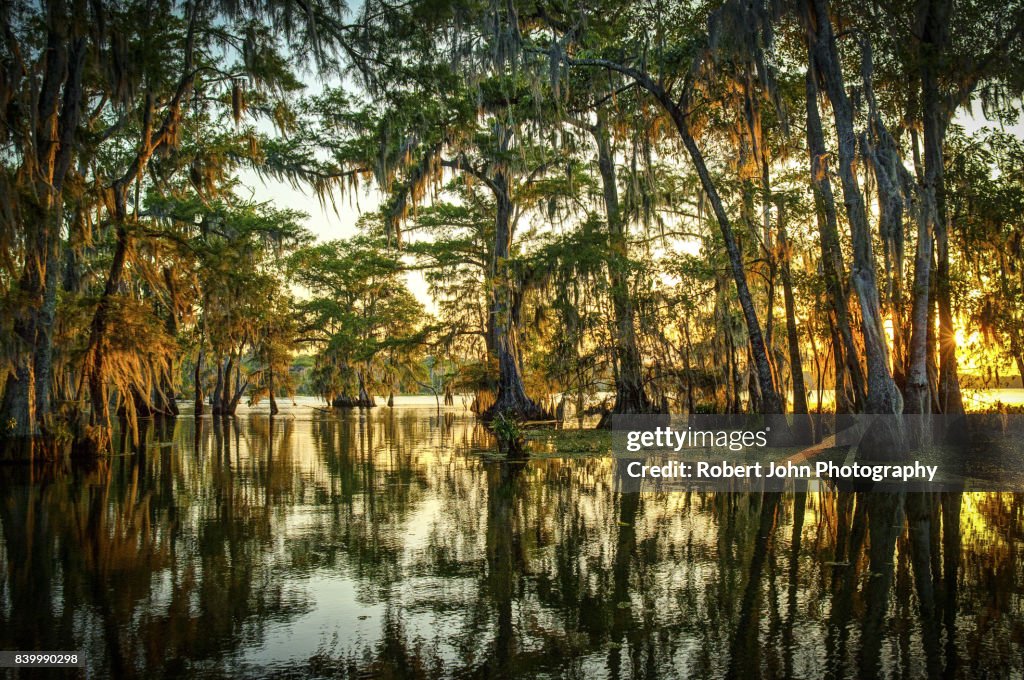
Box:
left=565, top=57, right=782, bottom=413
left=805, top=0, right=902, bottom=415
left=671, top=112, right=783, bottom=414
left=592, top=114, right=655, bottom=425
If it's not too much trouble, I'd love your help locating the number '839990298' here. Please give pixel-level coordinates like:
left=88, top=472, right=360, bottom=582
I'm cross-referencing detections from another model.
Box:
left=0, top=651, right=84, bottom=667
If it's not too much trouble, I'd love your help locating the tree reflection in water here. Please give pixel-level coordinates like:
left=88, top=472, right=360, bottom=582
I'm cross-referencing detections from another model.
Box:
left=0, top=407, right=1022, bottom=679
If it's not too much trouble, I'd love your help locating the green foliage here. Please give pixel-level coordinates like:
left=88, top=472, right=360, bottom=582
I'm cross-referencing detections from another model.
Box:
left=290, top=220, right=428, bottom=403
left=489, top=410, right=525, bottom=452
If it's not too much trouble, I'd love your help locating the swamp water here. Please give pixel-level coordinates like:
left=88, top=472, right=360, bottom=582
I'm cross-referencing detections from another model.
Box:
left=1, top=401, right=1022, bottom=679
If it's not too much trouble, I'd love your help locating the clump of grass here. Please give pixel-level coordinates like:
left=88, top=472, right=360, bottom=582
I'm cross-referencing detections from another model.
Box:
left=490, top=411, right=525, bottom=455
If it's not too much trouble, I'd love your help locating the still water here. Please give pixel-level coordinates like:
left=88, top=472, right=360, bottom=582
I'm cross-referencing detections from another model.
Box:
left=1, top=401, right=1022, bottom=679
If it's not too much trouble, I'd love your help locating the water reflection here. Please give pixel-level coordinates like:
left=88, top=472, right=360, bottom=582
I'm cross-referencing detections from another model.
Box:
left=1, top=407, right=1022, bottom=679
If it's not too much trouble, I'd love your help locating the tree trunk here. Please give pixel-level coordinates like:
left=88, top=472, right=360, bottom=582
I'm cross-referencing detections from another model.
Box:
left=212, top=356, right=225, bottom=415
left=0, top=364, right=35, bottom=442
left=905, top=201, right=934, bottom=414
left=805, top=63, right=866, bottom=412
left=860, top=36, right=931, bottom=416
left=222, top=356, right=236, bottom=414
left=226, top=359, right=247, bottom=414
left=747, top=344, right=763, bottom=413
left=592, top=114, right=654, bottom=424
left=669, top=108, right=782, bottom=414
left=683, top=322, right=697, bottom=413
left=154, top=267, right=180, bottom=416
left=0, top=21, right=85, bottom=441
left=33, top=239, right=61, bottom=427
left=268, top=356, right=278, bottom=416
left=357, top=370, right=373, bottom=407
left=928, top=274, right=941, bottom=409
left=1, top=262, right=40, bottom=438
left=860, top=37, right=912, bottom=398
left=808, top=311, right=826, bottom=413
left=804, top=0, right=902, bottom=415
left=194, top=308, right=206, bottom=417
left=778, top=213, right=809, bottom=416
left=828, top=315, right=853, bottom=413
left=726, top=328, right=743, bottom=414
left=83, top=224, right=131, bottom=442
left=918, top=0, right=964, bottom=415
left=215, top=356, right=233, bottom=413
left=483, top=171, right=546, bottom=421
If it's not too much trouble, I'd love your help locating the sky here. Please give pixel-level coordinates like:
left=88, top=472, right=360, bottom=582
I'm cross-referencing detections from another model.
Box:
left=237, top=166, right=438, bottom=308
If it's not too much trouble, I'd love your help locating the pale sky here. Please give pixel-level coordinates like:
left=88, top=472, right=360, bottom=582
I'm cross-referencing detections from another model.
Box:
left=237, top=166, right=437, bottom=309
left=238, top=168, right=376, bottom=241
